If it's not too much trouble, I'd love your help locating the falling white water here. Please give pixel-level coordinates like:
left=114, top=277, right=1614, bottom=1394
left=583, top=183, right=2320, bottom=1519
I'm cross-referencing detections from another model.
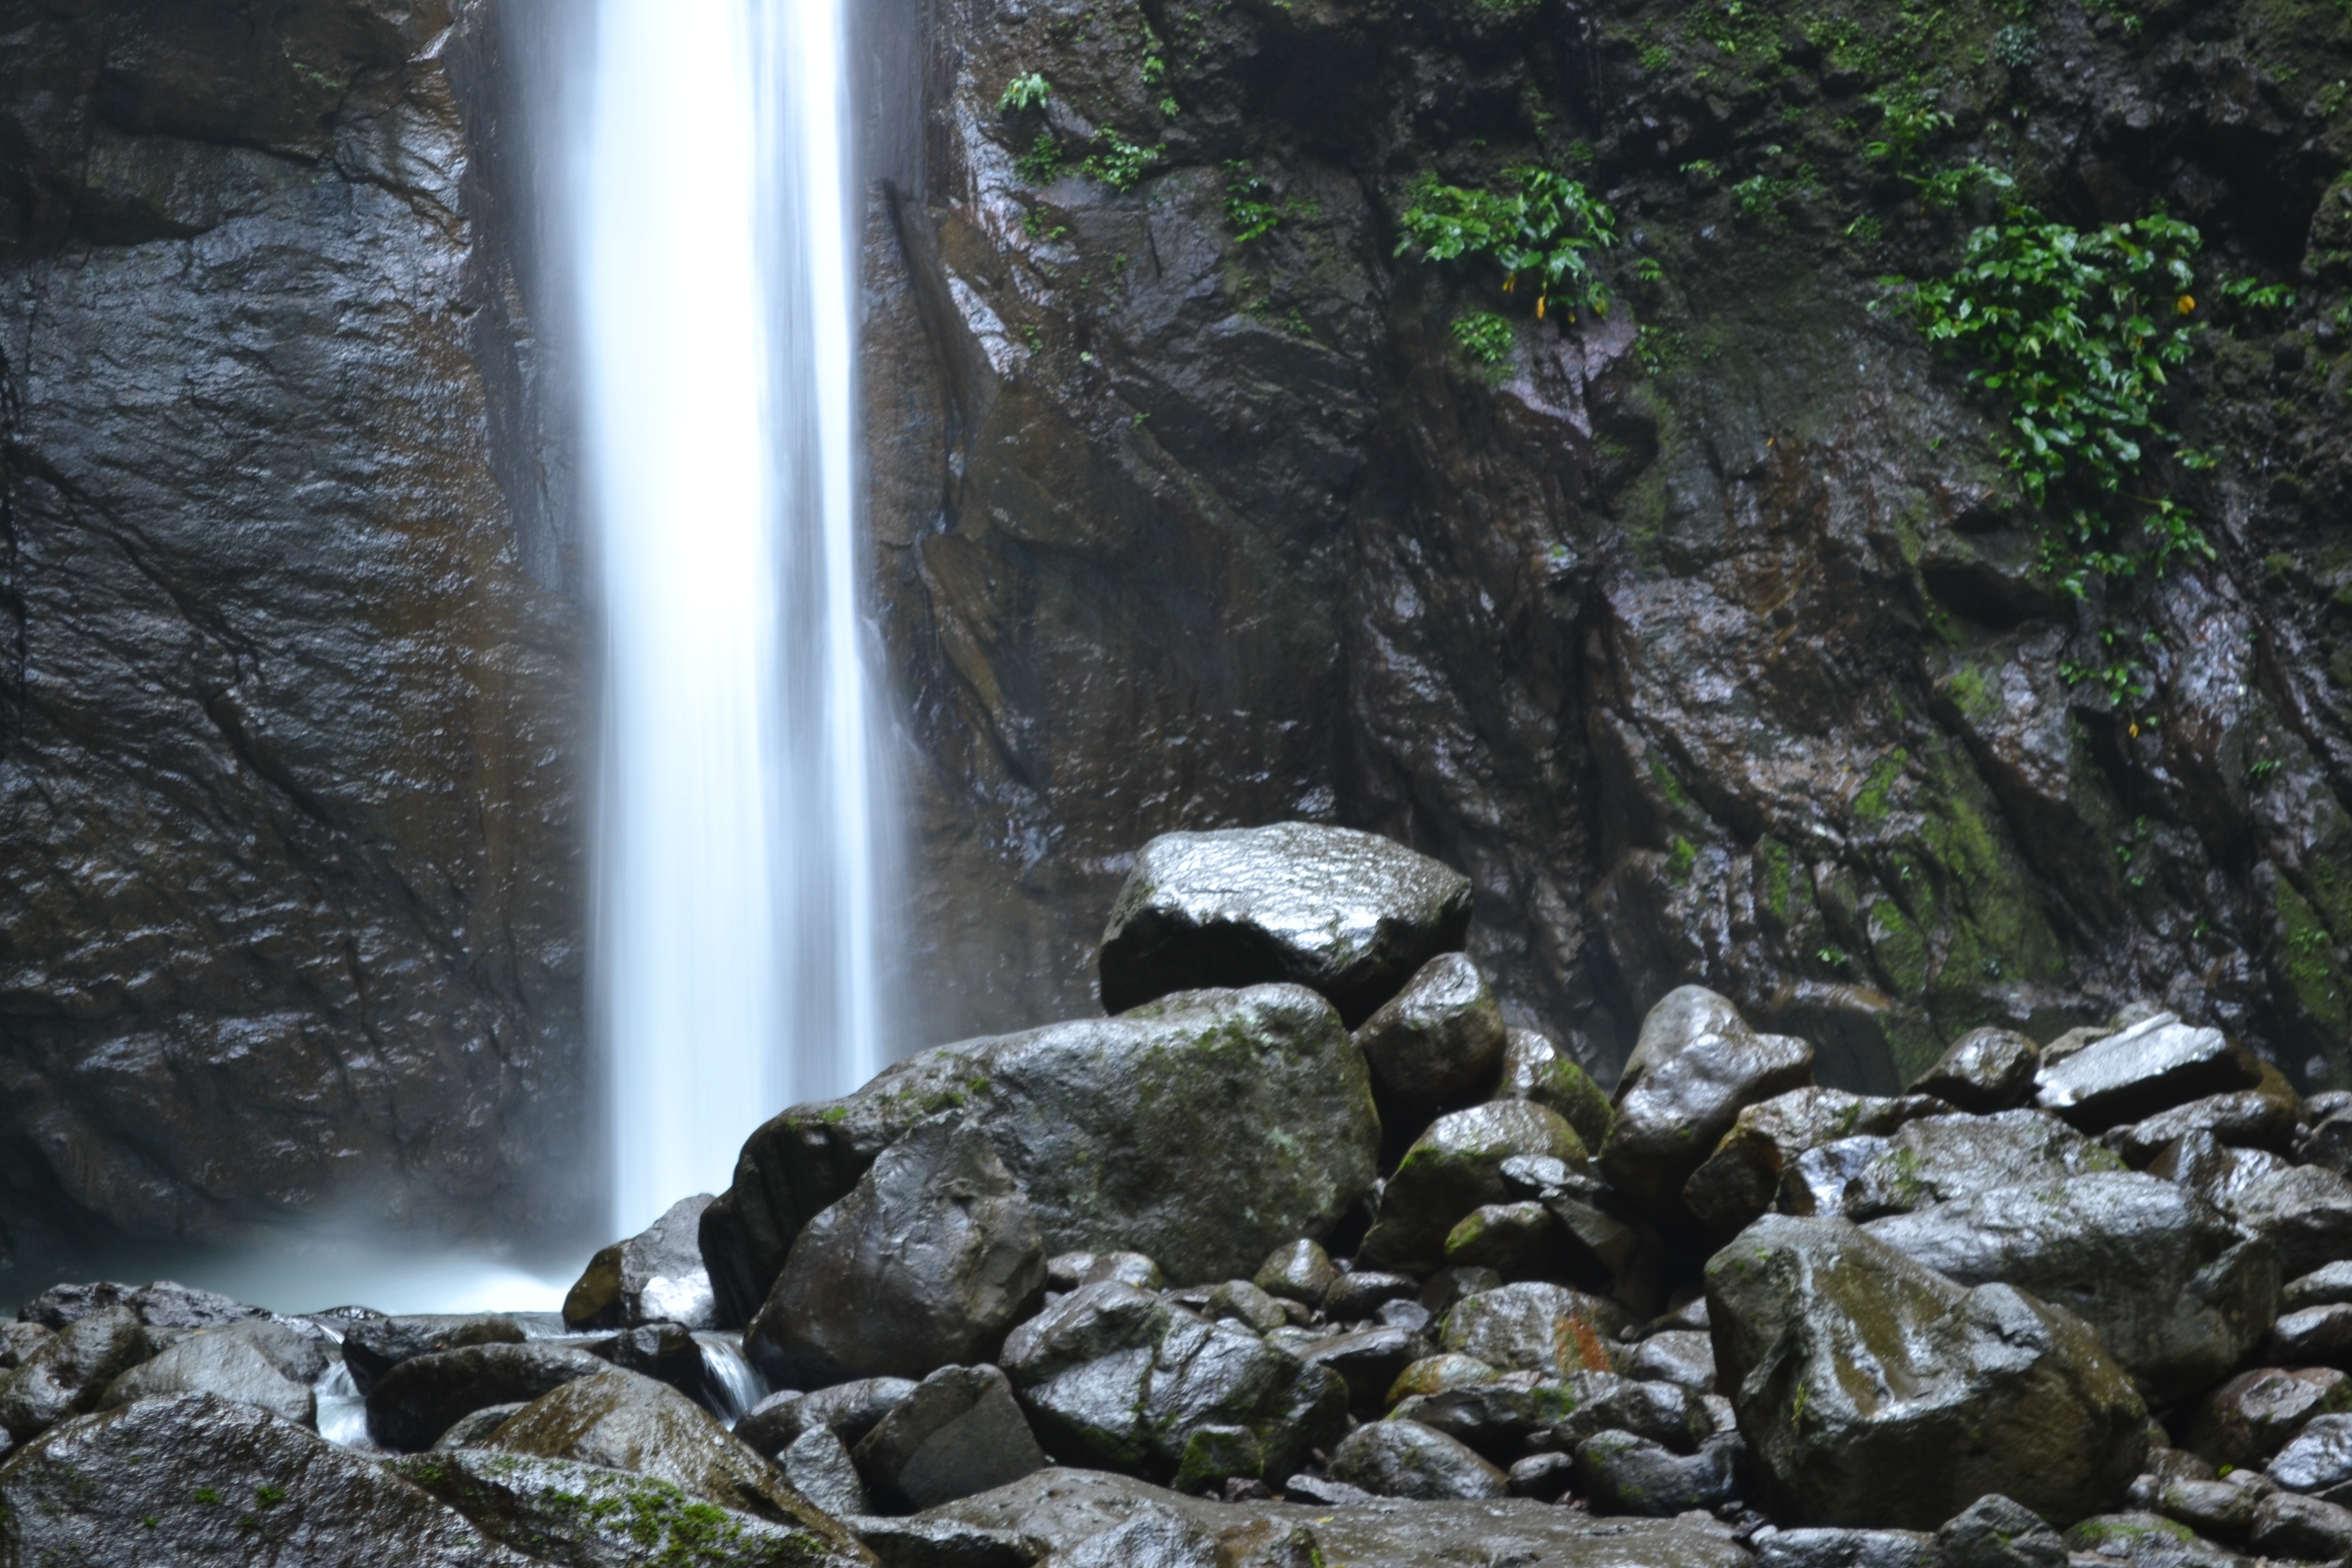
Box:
left=585, top=0, right=882, bottom=1237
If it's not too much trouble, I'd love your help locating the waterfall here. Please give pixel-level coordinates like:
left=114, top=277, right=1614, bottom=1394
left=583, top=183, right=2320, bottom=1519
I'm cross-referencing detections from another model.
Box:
left=583, top=0, right=883, bottom=1238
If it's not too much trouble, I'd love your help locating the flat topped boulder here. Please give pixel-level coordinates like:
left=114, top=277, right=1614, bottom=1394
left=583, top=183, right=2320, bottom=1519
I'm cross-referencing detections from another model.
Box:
left=702, top=984, right=1379, bottom=1319
left=1096, top=823, right=1473, bottom=1024
left=2035, top=1013, right=2262, bottom=1132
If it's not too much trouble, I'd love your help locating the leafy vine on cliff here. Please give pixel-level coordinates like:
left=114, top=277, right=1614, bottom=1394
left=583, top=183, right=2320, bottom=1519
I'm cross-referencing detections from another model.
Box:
left=1394, top=167, right=1620, bottom=321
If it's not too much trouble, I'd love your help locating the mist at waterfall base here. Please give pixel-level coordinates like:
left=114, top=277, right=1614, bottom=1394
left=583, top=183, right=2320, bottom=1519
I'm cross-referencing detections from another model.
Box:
left=586, top=0, right=885, bottom=1241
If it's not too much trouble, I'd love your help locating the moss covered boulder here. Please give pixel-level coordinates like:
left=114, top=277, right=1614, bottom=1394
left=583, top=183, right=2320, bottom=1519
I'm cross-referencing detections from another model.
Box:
left=1358, top=1101, right=1588, bottom=1274
left=1602, top=987, right=1814, bottom=1224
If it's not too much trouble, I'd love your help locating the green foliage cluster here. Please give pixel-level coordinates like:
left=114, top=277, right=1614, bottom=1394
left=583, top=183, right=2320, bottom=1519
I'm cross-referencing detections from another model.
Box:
left=1452, top=310, right=1516, bottom=363
left=1394, top=167, right=1620, bottom=317
left=1016, top=131, right=1064, bottom=183
left=1890, top=209, right=2219, bottom=593
left=1083, top=133, right=1164, bottom=191
left=1226, top=162, right=1280, bottom=243
left=998, top=71, right=1051, bottom=112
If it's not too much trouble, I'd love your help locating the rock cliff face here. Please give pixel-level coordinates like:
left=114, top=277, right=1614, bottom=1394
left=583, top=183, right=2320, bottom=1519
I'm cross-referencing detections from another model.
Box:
left=0, top=0, right=587, bottom=1258
left=869, top=0, right=2352, bottom=1090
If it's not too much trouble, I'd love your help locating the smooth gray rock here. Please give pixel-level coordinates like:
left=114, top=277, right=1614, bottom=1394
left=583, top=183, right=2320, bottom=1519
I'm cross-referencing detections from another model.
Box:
left=394, top=1447, right=866, bottom=1567
left=1551, top=1371, right=1714, bottom=1454
left=99, top=1323, right=318, bottom=1426
left=1352, top=951, right=1507, bottom=1115
left=737, top=1377, right=919, bottom=1459
left=365, top=1343, right=612, bottom=1452
left=1842, top=1111, right=2124, bottom=1220
left=2102, top=1092, right=2300, bottom=1166
left=1058, top=1508, right=1220, bottom=1568
left=2266, top=1414, right=2352, bottom=1497
left=2248, top=1489, right=2352, bottom=1560
left=2265, top=1303, right=2352, bottom=1365
left=1294, top=1323, right=1423, bottom=1419
left=844, top=1514, right=1040, bottom=1568
left=703, top=985, right=1379, bottom=1319
left=1253, top=1241, right=1338, bottom=1307
left=1443, top=1200, right=1563, bottom=1278
left=2303, top=1113, right=2352, bottom=1177
left=2060, top=1512, right=2246, bottom=1568
left=1501, top=1029, right=1616, bottom=1152
left=17, top=1281, right=268, bottom=1333
left=1911, top=1028, right=2042, bottom=1113
left=1629, top=1329, right=1718, bottom=1394
left=1759, top=1527, right=1934, bottom=1568
left=1095, top=823, right=1473, bottom=1024
left=1931, top=1494, right=2067, bottom=1568
left=1860, top=1173, right=2280, bottom=1403
left=1204, top=1279, right=1288, bottom=1334
left=851, top=1365, right=1047, bottom=1512
left=1358, top=1101, right=1588, bottom=1273
left=1575, top=1428, right=1744, bottom=1515
left=2035, top=1015, right=2263, bottom=1133
left=996, top=1281, right=1346, bottom=1484
left=785, top=1425, right=874, bottom=1518
left=1388, top=1372, right=1577, bottom=1457
left=0, top=1392, right=539, bottom=1567
left=2214, top=1163, right=2352, bottom=1279
left=1327, top=1418, right=1507, bottom=1499
left=2188, top=1368, right=2352, bottom=1470
left=1602, top=987, right=1815, bottom=1221
left=0, top=1304, right=151, bottom=1440
left=342, top=1313, right=526, bottom=1396
left=563, top=1193, right=721, bottom=1332
left=748, top=1113, right=1046, bottom=1388
left=2149, top=1477, right=2258, bottom=1541
left=1509, top=1450, right=1578, bottom=1501
left=487, top=1369, right=844, bottom=1533
left=1683, top=1089, right=1947, bottom=1235
left=2287, top=1262, right=2352, bottom=1310
left=1780, top=1137, right=1895, bottom=1218
left=1325, top=1270, right=1421, bottom=1319
left=431, top=1403, right=525, bottom=1450
left=1708, top=1215, right=2149, bottom=1529
left=1439, top=1281, right=1631, bottom=1380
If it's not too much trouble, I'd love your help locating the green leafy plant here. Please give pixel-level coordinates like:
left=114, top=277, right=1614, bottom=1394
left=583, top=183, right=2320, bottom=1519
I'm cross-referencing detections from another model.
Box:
left=1083, top=133, right=1164, bottom=191
left=1015, top=131, right=1064, bottom=184
left=1394, top=166, right=1619, bottom=318
left=998, top=72, right=1051, bottom=112
left=1916, top=159, right=2012, bottom=213
left=1452, top=310, right=1516, bottom=363
left=1226, top=162, right=1281, bottom=243
left=1863, top=88, right=1953, bottom=180
left=1889, top=208, right=2215, bottom=592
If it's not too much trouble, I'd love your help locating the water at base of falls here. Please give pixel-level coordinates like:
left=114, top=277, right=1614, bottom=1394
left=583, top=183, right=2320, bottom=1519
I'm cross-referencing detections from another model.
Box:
left=585, top=0, right=884, bottom=1238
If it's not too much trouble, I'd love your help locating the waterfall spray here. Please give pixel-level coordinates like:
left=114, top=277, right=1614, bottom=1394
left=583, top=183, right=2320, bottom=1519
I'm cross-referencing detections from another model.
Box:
left=584, top=0, right=881, bottom=1237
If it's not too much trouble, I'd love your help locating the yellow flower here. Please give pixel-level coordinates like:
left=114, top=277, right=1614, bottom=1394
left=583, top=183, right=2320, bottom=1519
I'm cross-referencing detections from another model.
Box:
left=2176, top=294, right=2196, bottom=316
left=1536, top=295, right=1546, bottom=319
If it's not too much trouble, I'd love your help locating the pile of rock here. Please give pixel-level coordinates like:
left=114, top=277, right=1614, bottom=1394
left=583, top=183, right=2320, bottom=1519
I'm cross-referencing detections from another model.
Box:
left=14, top=821, right=2352, bottom=1568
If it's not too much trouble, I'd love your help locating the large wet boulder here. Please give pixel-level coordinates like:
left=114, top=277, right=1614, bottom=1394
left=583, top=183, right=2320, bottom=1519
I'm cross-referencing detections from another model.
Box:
left=1500, top=1030, right=1616, bottom=1151
left=1328, top=1418, right=1507, bottom=1499
left=2034, top=1015, right=2264, bottom=1134
left=849, top=1363, right=1048, bottom=1510
left=1577, top=1429, right=1746, bottom=1516
left=1439, top=1281, right=1631, bottom=1379
left=18, top=1281, right=268, bottom=1332
left=0, top=1392, right=539, bottom=1567
left=0, top=1303, right=152, bottom=1440
left=1353, top=952, right=1507, bottom=1123
left=99, top=1320, right=329, bottom=1426
left=1708, top=1215, right=2149, bottom=1529
left=564, top=1193, right=721, bottom=1332
left=2189, top=1368, right=2352, bottom=1469
left=1358, top=1101, right=1587, bottom=1273
left=342, top=1313, right=527, bottom=1394
left=747, top=1113, right=1045, bottom=1388
left=486, top=1369, right=846, bottom=1536
left=1861, top=1175, right=2279, bottom=1403
left=394, top=1447, right=872, bottom=1567
left=702, top=984, right=1379, bottom=1319
left=1910, top=1028, right=2042, bottom=1113
left=737, top=1377, right=917, bottom=1459
left=1095, top=823, right=1473, bottom=1024
left=1602, top=987, right=1814, bottom=1222
left=996, top=1279, right=1348, bottom=1484
left=1840, top=1112, right=2125, bottom=1220
left=366, top=1343, right=612, bottom=1452
left=1682, top=1089, right=1948, bottom=1236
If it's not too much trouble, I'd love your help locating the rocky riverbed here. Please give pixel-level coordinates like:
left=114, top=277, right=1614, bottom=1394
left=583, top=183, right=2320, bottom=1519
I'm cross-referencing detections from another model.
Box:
left=7, top=823, right=2352, bottom=1567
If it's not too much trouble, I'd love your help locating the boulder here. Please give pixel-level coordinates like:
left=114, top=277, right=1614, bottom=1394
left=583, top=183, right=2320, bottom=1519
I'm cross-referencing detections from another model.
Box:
left=394, top=1448, right=872, bottom=1567
left=2304, top=1113, right=2352, bottom=1177
left=1326, top=1270, right=1420, bottom=1318
left=2102, top=1090, right=2300, bottom=1167
left=487, top=1369, right=843, bottom=1533
left=2266, top=1304, right=2352, bottom=1365
left=927, top=1467, right=1756, bottom=1568
left=737, top=1377, right=918, bottom=1459
left=1601, top=987, right=1814, bottom=1221
left=1842, top=1111, right=2124, bottom=1220
left=1860, top=1174, right=2279, bottom=1403
left=1757, top=1527, right=1934, bottom=1568
left=1707, top=1215, right=2149, bottom=1529
left=0, top=1304, right=151, bottom=1440
left=16, top=1281, right=267, bottom=1333
left=1352, top=952, right=1507, bottom=1120
left=1204, top=1280, right=1289, bottom=1333
left=1551, top=1371, right=1714, bottom=1452
left=1682, top=1090, right=1948, bottom=1235
left=2264, top=1414, right=2352, bottom=1499
left=2059, top=1514, right=2245, bottom=1568
left=2212, top=1164, right=2352, bottom=1279
left=1357, top=1102, right=1587, bottom=1273
left=432, top=1403, right=525, bottom=1450
left=1629, top=1330, right=1718, bottom=1394
left=702, top=984, right=1380, bottom=1320
left=1055, top=1508, right=1221, bottom=1568
left=2187, top=1368, right=2352, bottom=1470
left=1501, top=1029, right=1616, bottom=1152
left=1327, top=1419, right=1507, bottom=1499
left=1910, top=1028, right=2041, bottom=1113
left=843, top=1515, right=1037, bottom=1568
left=365, top=1343, right=612, bottom=1452
left=747, top=1113, right=1046, bottom=1388
left=996, top=1280, right=1348, bottom=1484
left=2148, top=1477, right=2257, bottom=1540
left=1780, top=1137, right=1895, bottom=1218
left=1497, top=1156, right=1668, bottom=1307
left=564, top=1192, right=721, bottom=1331
left=98, top=1321, right=325, bottom=1426
left=1575, top=1429, right=1745, bottom=1515
left=2034, top=1015, right=2263, bottom=1133
left=1294, top=1324, right=1424, bottom=1418
left=1931, top=1494, right=2067, bottom=1568
left=0, top=1392, right=539, bottom=1567
left=850, top=1365, right=1045, bottom=1512
left=1439, top=1282, right=1630, bottom=1380
left=1443, top=1201, right=1562, bottom=1278
left=1386, top=1352, right=1503, bottom=1402
left=1095, top=823, right=1474, bottom=1023
left=1253, top=1241, right=1338, bottom=1307
left=1389, top=1373, right=1578, bottom=1456
left=581, top=1320, right=713, bottom=1403
left=2287, top=1262, right=2352, bottom=1310
left=1509, top=1451, right=1578, bottom=1501
left=342, top=1313, right=527, bottom=1396
left=2248, top=1490, right=2352, bottom=1560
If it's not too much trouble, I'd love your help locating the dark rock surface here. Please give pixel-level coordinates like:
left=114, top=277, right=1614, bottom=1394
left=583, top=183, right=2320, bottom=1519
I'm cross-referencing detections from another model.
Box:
left=1912, top=1030, right=2042, bottom=1115
left=1684, top=1088, right=1947, bottom=1235
left=1707, top=1214, right=2149, bottom=1529
left=0, top=1303, right=150, bottom=1439
left=851, top=1364, right=1048, bottom=1512
left=1602, top=987, right=1815, bottom=1220
left=1358, top=1100, right=1587, bottom=1273
left=2035, top=1017, right=2264, bottom=1132
left=702, top=984, right=1377, bottom=1318
left=17, top=1279, right=268, bottom=1331
left=342, top=1312, right=526, bottom=1396
left=1095, top=824, right=1473, bottom=1024
left=99, top=1320, right=325, bottom=1426
left=1353, top=951, right=1508, bottom=1131
left=738, top=1377, right=919, bottom=1460
left=0, top=0, right=587, bottom=1260
left=365, top=1341, right=612, bottom=1453
left=1438, top=1281, right=1630, bottom=1380
left=1932, top=1495, right=2067, bottom=1568
left=2189, top=1367, right=2352, bottom=1469
left=747, top=1113, right=1046, bottom=1388
left=1326, top=1418, right=1507, bottom=1500
left=1499, top=1030, right=1616, bottom=1152
left=1575, top=1428, right=1745, bottom=1516
left=1756, top=1526, right=1934, bottom=1568
left=0, top=1392, right=539, bottom=1567
left=564, top=1193, right=720, bottom=1332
